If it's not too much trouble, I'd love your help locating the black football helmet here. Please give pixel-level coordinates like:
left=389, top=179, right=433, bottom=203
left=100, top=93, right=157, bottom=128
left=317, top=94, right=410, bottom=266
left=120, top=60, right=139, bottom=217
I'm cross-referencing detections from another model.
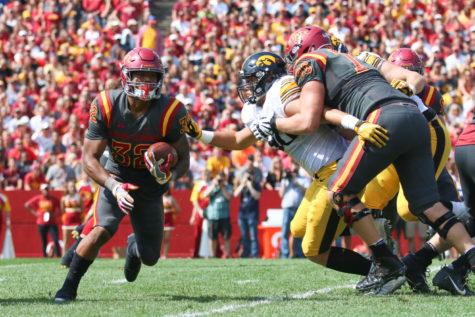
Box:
left=237, top=51, right=287, bottom=105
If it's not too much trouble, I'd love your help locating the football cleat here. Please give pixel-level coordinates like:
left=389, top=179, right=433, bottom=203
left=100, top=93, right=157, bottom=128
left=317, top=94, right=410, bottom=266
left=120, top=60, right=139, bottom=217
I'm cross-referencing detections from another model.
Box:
left=433, top=266, right=474, bottom=296
left=358, top=256, right=406, bottom=295
left=124, top=235, right=141, bottom=282
left=355, top=262, right=377, bottom=293
left=54, top=287, right=77, bottom=304
left=401, top=253, right=431, bottom=293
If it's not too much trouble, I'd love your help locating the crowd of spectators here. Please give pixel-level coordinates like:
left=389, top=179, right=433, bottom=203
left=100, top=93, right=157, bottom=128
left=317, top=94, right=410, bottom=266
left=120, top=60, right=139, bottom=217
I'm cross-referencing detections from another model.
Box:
left=1, top=0, right=472, bottom=192
left=0, top=0, right=154, bottom=191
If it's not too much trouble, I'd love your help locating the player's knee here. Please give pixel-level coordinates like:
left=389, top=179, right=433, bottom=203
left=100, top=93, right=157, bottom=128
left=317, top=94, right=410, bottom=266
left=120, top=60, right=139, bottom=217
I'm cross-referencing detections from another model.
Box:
left=306, top=253, right=328, bottom=266
left=327, top=191, right=356, bottom=208
left=87, top=226, right=111, bottom=245
left=304, top=249, right=326, bottom=265
left=302, top=246, right=313, bottom=258
left=419, top=209, right=461, bottom=239
left=290, top=220, right=305, bottom=238
left=301, top=242, right=320, bottom=259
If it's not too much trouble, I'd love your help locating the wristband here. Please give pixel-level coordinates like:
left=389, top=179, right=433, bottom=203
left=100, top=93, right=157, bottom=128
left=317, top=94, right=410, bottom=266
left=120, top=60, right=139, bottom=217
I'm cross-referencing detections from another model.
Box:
left=200, top=130, right=214, bottom=144
left=270, top=115, right=277, bottom=131
left=341, top=115, right=360, bottom=130
left=354, top=120, right=365, bottom=130
left=105, top=177, right=120, bottom=193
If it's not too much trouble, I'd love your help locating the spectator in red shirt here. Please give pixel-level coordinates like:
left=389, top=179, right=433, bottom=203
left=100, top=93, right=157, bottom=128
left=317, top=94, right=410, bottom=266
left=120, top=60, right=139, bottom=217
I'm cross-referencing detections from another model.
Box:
left=24, top=183, right=62, bottom=257
left=2, top=157, right=23, bottom=190
left=72, top=92, right=91, bottom=130
left=113, top=0, right=143, bottom=26
left=22, top=132, right=39, bottom=158
left=8, top=138, right=37, bottom=162
left=24, top=162, right=46, bottom=191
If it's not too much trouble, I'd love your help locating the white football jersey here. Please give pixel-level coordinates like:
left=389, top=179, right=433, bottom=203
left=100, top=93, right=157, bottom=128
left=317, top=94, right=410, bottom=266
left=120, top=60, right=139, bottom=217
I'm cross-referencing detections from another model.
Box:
left=243, top=75, right=347, bottom=176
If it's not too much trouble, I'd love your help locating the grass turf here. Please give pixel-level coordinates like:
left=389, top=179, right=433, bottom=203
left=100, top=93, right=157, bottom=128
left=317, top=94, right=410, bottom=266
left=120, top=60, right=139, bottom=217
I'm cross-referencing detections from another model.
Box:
left=0, top=258, right=474, bottom=317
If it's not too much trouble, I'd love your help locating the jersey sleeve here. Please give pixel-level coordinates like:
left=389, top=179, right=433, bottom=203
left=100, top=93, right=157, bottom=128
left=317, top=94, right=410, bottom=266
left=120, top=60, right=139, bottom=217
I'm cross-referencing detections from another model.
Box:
left=293, top=53, right=327, bottom=87
left=86, top=95, right=109, bottom=140
left=417, top=85, right=444, bottom=115
left=279, top=77, right=301, bottom=108
left=161, top=99, right=188, bottom=143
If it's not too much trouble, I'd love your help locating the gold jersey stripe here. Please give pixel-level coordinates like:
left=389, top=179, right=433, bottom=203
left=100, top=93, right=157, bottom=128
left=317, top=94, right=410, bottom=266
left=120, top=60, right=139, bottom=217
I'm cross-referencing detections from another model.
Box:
left=161, top=99, right=180, bottom=137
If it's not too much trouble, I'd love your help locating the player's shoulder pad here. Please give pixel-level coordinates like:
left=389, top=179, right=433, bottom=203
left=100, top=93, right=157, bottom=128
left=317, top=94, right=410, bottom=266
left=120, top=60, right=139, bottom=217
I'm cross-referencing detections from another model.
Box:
left=293, top=51, right=329, bottom=84
left=279, top=75, right=300, bottom=105
left=159, top=96, right=187, bottom=138
left=92, top=90, right=118, bottom=128
left=295, top=51, right=328, bottom=72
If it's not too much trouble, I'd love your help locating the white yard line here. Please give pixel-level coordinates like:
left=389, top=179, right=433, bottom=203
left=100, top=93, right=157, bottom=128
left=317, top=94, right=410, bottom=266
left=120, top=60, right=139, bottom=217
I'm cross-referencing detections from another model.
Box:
left=290, top=284, right=354, bottom=299
left=166, top=284, right=354, bottom=317
left=110, top=278, right=128, bottom=285
left=234, top=279, right=258, bottom=285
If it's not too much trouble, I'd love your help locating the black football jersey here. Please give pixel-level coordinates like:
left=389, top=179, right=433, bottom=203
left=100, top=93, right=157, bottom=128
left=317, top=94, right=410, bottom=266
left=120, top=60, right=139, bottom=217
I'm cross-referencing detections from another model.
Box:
left=86, top=89, right=188, bottom=195
left=293, top=49, right=415, bottom=119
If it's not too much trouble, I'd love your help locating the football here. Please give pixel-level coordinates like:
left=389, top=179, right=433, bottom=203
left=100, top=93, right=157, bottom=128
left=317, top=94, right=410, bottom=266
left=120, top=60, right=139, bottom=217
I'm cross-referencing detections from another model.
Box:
left=146, top=142, right=178, bottom=167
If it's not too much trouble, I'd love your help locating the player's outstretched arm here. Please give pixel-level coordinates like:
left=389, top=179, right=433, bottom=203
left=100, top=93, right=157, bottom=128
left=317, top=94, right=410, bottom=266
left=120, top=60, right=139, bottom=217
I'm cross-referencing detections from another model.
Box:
left=357, top=51, right=425, bottom=95
left=322, top=107, right=388, bottom=148
left=273, top=81, right=325, bottom=135
left=208, top=128, right=256, bottom=151
left=170, top=134, right=190, bottom=180
left=380, top=62, right=425, bottom=95
left=183, top=114, right=256, bottom=150
left=284, top=97, right=387, bottom=147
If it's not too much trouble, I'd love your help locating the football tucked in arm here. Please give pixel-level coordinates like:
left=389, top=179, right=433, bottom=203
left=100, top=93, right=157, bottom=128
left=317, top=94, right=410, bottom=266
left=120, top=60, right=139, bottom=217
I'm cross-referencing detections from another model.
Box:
left=145, top=142, right=178, bottom=184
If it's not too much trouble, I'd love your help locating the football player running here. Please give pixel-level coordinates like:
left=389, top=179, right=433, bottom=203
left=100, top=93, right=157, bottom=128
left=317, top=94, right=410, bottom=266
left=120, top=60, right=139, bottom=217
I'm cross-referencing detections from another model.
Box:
left=185, top=51, right=407, bottom=295
left=250, top=25, right=475, bottom=293
left=54, top=48, right=190, bottom=303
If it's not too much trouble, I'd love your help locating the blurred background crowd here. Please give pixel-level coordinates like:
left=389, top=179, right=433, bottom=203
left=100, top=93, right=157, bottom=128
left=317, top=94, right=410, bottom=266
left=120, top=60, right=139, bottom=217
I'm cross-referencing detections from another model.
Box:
left=0, top=0, right=473, bottom=258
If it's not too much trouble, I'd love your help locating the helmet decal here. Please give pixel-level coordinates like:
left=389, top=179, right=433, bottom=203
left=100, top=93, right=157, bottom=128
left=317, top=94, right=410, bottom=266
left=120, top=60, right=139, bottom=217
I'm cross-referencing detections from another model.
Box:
left=237, top=51, right=287, bottom=104
left=256, top=55, right=277, bottom=67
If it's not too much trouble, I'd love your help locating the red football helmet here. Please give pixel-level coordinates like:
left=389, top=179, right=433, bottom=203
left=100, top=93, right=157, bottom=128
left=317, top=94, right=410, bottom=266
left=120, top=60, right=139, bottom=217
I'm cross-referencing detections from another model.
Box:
left=388, top=48, right=424, bottom=74
left=285, top=25, right=332, bottom=68
left=120, top=47, right=165, bottom=100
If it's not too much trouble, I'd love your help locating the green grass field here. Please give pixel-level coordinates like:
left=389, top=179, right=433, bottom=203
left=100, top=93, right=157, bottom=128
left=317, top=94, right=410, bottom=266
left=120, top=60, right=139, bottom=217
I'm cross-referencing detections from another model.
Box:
left=0, top=258, right=474, bottom=317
